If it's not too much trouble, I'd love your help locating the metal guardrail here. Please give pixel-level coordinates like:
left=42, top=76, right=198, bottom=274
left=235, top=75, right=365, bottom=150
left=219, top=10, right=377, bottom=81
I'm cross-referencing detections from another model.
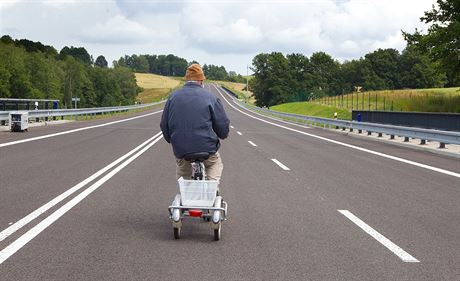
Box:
left=0, top=101, right=165, bottom=123
left=233, top=99, right=460, bottom=147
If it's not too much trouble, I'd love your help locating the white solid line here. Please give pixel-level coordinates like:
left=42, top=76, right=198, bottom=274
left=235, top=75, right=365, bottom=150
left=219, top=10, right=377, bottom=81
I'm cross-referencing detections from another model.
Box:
left=237, top=131, right=242, bottom=135
left=248, top=141, right=257, bottom=147
left=271, top=159, right=290, bottom=171
left=0, top=132, right=163, bottom=243
left=0, top=110, right=163, bottom=148
left=230, top=125, right=234, bottom=129
left=0, top=135, right=164, bottom=265
left=338, top=210, right=419, bottom=263
left=213, top=84, right=460, bottom=179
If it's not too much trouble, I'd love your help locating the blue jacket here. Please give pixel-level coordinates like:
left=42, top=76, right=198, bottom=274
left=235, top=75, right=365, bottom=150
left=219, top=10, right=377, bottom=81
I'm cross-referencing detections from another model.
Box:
left=160, top=83, right=230, bottom=159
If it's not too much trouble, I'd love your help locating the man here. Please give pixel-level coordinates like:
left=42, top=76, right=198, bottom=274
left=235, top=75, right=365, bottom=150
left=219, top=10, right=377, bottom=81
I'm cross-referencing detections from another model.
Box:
left=160, top=63, right=230, bottom=181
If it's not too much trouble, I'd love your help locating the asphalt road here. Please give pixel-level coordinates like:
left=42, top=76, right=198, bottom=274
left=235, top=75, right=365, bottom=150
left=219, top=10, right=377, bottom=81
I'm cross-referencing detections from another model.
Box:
left=0, top=84, right=459, bottom=281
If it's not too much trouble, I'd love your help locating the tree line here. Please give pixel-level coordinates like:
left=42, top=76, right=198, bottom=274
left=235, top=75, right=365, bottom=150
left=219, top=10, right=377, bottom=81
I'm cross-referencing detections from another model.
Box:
left=251, top=0, right=458, bottom=107
left=250, top=47, right=446, bottom=107
left=0, top=35, right=140, bottom=108
left=115, top=54, right=246, bottom=83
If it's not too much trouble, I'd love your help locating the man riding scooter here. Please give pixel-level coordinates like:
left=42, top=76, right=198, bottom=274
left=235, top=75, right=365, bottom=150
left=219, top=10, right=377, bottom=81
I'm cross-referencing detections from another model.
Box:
left=160, top=63, right=230, bottom=181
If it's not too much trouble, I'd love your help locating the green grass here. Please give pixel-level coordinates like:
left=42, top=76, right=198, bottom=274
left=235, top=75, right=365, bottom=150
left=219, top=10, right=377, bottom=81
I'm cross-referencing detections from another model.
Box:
left=271, top=102, right=352, bottom=120
left=313, top=87, right=460, bottom=113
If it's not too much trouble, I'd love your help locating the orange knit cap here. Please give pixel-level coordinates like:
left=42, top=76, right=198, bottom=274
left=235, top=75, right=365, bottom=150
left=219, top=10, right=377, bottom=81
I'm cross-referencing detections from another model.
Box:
left=184, top=63, right=206, bottom=81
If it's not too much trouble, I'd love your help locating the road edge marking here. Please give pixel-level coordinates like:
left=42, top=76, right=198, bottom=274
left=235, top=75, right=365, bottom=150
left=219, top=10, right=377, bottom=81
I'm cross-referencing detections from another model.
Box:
left=0, top=135, right=164, bottom=265
left=338, top=210, right=419, bottom=263
left=0, top=132, right=163, bottom=243
left=213, top=84, right=460, bottom=179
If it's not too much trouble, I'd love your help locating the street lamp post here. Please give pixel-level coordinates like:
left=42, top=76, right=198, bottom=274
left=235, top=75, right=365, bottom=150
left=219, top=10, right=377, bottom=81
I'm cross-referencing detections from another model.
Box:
left=246, top=65, right=249, bottom=102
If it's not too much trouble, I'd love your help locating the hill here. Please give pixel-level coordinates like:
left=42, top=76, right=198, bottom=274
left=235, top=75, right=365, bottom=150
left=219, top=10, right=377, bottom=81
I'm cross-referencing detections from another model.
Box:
left=135, top=73, right=182, bottom=103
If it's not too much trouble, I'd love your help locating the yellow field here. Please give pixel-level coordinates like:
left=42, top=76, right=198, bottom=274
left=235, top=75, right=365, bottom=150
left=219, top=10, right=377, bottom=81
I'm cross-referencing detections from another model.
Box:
left=135, top=73, right=181, bottom=103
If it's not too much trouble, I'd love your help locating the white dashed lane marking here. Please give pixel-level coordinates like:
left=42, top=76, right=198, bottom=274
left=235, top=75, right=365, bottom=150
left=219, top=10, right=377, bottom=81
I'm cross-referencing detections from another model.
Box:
left=271, top=159, right=290, bottom=171
left=248, top=141, right=257, bottom=147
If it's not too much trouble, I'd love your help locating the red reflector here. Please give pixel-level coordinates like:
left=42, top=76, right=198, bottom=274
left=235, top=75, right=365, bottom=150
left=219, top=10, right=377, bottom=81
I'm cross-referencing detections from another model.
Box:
left=189, top=209, right=202, bottom=217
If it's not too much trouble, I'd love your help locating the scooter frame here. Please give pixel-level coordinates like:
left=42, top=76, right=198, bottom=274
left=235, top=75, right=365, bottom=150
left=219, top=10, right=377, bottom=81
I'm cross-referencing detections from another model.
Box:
left=168, top=158, right=228, bottom=241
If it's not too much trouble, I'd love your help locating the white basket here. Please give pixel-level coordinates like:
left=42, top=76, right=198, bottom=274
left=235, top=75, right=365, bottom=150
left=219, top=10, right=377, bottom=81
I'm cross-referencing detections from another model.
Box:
left=178, top=177, right=219, bottom=207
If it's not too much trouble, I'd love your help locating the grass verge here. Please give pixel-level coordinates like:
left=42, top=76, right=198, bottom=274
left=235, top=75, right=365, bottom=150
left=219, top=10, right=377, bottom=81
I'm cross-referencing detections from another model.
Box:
left=271, top=102, right=352, bottom=120
left=313, top=87, right=460, bottom=113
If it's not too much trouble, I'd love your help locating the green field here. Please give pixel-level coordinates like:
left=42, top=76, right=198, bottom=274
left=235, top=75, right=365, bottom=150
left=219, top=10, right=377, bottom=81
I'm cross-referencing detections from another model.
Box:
left=313, top=87, right=460, bottom=113
left=271, top=102, right=352, bottom=120
left=265, top=87, right=460, bottom=120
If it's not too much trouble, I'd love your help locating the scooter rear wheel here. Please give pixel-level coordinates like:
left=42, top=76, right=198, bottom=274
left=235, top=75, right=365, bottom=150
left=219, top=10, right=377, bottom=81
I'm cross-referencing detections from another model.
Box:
left=173, top=227, right=181, bottom=239
left=213, top=225, right=221, bottom=241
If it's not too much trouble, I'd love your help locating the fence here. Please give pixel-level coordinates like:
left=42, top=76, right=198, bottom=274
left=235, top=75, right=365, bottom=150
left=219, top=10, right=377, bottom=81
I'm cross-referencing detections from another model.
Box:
left=352, top=111, right=460, bottom=132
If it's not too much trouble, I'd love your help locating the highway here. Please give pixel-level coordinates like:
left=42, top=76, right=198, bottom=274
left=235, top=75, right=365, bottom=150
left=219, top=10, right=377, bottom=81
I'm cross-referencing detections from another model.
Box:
left=0, top=84, right=459, bottom=280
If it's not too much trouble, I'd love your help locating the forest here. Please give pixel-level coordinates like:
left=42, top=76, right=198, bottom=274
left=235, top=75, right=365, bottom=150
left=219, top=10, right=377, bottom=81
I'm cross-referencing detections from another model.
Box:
left=0, top=35, right=140, bottom=108
left=115, top=54, right=246, bottom=83
left=250, top=0, right=459, bottom=107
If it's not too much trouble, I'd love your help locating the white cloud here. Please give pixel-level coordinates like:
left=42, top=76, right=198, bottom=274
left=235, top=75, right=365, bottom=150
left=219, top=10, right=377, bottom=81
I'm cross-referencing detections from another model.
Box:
left=0, top=0, right=437, bottom=73
left=79, top=15, right=152, bottom=44
left=0, top=0, right=21, bottom=11
left=42, top=0, right=77, bottom=7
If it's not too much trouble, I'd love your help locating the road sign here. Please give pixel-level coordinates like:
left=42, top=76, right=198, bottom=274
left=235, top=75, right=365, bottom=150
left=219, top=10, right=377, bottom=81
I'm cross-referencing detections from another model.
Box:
left=71, top=98, right=80, bottom=101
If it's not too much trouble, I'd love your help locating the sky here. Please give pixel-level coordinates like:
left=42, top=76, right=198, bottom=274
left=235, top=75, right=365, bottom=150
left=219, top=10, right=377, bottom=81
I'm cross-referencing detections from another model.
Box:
left=0, top=0, right=436, bottom=74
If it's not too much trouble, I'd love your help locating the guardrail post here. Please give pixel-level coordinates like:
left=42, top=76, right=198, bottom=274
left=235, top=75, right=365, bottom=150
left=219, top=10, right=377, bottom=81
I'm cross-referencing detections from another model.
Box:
left=53, top=116, right=56, bottom=121
left=358, top=129, right=362, bottom=134
left=439, top=142, right=446, bottom=149
left=378, top=133, right=383, bottom=137
left=349, top=128, right=353, bottom=132
left=1, top=120, right=5, bottom=126
left=404, top=137, right=410, bottom=142
left=36, top=117, right=39, bottom=123
left=45, top=116, right=48, bottom=121
left=342, top=127, right=346, bottom=131
left=367, top=131, right=372, bottom=136
left=390, top=135, right=395, bottom=139
left=420, top=139, right=426, bottom=145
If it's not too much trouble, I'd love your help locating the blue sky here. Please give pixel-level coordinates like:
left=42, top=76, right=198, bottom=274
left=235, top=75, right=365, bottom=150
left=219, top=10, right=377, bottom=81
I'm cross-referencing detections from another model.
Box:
left=0, top=0, right=435, bottom=74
